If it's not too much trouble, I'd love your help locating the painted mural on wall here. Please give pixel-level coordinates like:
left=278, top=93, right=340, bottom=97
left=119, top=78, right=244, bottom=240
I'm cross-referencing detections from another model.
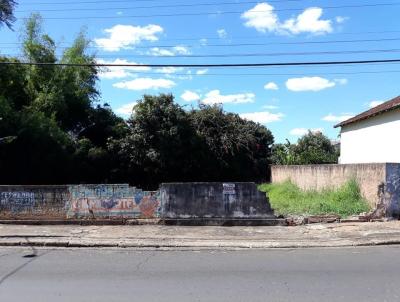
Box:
left=68, top=184, right=161, bottom=218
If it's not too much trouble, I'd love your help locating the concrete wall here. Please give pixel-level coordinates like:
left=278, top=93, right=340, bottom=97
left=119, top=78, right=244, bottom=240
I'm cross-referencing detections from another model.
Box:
left=271, top=164, right=387, bottom=208
left=384, top=164, right=400, bottom=217
left=0, top=184, right=160, bottom=220
left=67, top=184, right=161, bottom=219
left=0, top=185, right=70, bottom=219
left=1, top=183, right=273, bottom=220
left=160, top=182, right=274, bottom=219
left=339, top=108, right=400, bottom=164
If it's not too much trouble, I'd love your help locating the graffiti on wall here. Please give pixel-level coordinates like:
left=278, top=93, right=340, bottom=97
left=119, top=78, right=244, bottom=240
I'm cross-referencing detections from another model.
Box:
left=0, top=191, right=36, bottom=212
left=68, top=185, right=161, bottom=218
left=386, top=164, right=400, bottom=217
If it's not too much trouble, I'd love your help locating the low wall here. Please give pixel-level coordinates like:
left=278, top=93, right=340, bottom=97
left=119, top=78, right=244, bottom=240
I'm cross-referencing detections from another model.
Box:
left=271, top=164, right=400, bottom=215
left=0, top=182, right=274, bottom=220
left=0, top=185, right=69, bottom=219
left=160, top=182, right=274, bottom=219
left=67, top=184, right=160, bottom=219
left=0, top=184, right=160, bottom=220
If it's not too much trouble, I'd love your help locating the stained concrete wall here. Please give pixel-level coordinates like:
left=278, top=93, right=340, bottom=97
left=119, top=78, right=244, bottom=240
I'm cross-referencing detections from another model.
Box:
left=160, top=182, right=274, bottom=218
left=271, top=164, right=393, bottom=209
left=0, top=184, right=160, bottom=220
left=67, top=184, right=160, bottom=219
left=0, top=185, right=70, bottom=219
left=384, top=164, right=400, bottom=217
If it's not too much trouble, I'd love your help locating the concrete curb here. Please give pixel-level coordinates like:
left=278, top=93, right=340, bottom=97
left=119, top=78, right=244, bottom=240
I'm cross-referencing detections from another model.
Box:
left=2, top=222, right=400, bottom=250
left=1, top=238, right=400, bottom=249
left=0, top=218, right=287, bottom=226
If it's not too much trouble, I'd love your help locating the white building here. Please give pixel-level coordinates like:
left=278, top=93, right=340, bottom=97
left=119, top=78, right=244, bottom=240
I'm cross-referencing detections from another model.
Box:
left=335, top=96, right=400, bottom=164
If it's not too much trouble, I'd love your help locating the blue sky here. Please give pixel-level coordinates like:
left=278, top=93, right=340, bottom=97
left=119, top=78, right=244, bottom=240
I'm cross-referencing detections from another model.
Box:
left=1, top=0, right=399, bottom=143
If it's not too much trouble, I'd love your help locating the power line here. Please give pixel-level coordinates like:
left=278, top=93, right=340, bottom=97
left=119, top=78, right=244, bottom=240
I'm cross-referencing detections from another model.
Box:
left=2, top=37, right=400, bottom=50
left=21, top=2, right=400, bottom=20
left=1, top=58, right=400, bottom=68
left=103, top=70, right=400, bottom=76
left=2, top=30, right=400, bottom=45
left=19, top=0, right=304, bottom=6
left=4, top=48, right=400, bottom=59
left=15, top=0, right=305, bottom=12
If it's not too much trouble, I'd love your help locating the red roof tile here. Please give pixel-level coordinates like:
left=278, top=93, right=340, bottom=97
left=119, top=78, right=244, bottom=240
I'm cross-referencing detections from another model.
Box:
left=334, top=95, right=400, bottom=128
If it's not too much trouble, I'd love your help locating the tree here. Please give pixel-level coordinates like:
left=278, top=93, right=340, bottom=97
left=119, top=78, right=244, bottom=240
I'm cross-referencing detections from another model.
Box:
left=0, top=14, right=115, bottom=184
left=271, top=131, right=338, bottom=165
left=294, top=131, right=338, bottom=164
left=110, top=94, right=197, bottom=188
left=0, top=0, right=17, bottom=29
left=270, top=140, right=297, bottom=165
left=189, top=104, right=274, bottom=181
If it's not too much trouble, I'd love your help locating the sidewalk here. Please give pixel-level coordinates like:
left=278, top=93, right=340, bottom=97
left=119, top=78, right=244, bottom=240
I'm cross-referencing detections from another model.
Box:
left=1, top=221, right=400, bottom=249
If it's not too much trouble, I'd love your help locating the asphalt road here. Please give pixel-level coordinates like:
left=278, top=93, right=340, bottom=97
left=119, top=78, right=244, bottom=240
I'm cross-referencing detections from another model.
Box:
left=0, top=246, right=400, bottom=302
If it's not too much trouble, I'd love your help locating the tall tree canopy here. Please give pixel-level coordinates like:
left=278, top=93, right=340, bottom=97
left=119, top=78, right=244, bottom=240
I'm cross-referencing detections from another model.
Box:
left=110, top=95, right=274, bottom=189
left=0, top=0, right=17, bottom=29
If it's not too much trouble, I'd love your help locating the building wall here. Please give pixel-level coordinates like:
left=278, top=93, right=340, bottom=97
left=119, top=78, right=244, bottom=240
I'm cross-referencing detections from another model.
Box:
left=340, top=109, right=400, bottom=164
left=271, top=164, right=387, bottom=207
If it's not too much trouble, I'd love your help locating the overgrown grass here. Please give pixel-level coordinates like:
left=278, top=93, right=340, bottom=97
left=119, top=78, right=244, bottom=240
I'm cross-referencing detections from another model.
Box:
left=258, top=179, right=370, bottom=218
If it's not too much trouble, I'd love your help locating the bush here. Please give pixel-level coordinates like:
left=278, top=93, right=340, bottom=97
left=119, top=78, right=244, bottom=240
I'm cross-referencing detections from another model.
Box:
left=258, top=179, right=370, bottom=218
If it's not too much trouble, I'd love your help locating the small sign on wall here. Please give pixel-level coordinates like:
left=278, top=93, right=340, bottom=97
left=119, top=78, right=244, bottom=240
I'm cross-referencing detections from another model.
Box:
left=223, top=183, right=236, bottom=195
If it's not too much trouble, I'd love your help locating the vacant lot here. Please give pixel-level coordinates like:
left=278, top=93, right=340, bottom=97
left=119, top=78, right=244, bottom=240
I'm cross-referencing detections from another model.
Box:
left=259, top=179, right=370, bottom=218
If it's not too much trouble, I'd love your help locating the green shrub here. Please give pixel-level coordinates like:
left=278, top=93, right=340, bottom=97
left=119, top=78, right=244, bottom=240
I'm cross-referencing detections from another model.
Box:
left=258, top=179, right=370, bottom=218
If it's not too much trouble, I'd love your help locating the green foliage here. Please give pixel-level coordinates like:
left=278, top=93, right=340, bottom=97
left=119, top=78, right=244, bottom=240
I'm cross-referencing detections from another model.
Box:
left=1, top=14, right=275, bottom=186
left=259, top=179, right=370, bottom=217
left=271, top=131, right=338, bottom=165
left=110, top=96, right=274, bottom=188
left=0, top=15, right=113, bottom=184
left=0, top=0, right=17, bottom=29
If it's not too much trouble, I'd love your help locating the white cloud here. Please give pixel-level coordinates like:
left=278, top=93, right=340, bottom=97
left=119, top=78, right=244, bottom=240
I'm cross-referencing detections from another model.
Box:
left=240, top=111, right=284, bottom=124
left=201, top=90, right=255, bottom=105
left=173, top=46, right=190, bottom=54
left=322, top=113, right=354, bottom=122
left=241, top=3, right=333, bottom=35
left=148, top=45, right=190, bottom=56
left=290, top=128, right=324, bottom=136
left=368, top=100, right=384, bottom=108
left=115, top=102, right=137, bottom=116
left=155, top=67, right=184, bottom=74
left=336, top=16, right=349, bottom=24
left=262, top=105, right=278, bottom=109
left=95, top=24, right=163, bottom=51
left=264, top=82, right=278, bottom=90
left=113, top=78, right=176, bottom=90
left=199, top=38, right=208, bottom=46
left=181, top=90, right=201, bottom=102
left=241, top=3, right=279, bottom=33
left=281, top=8, right=332, bottom=35
left=334, top=78, right=348, bottom=85
left=196, top=69, right=209, bottom=75
left=217, top=29, right=227, bottom=38
left=97, top=59, right=150, bottom=79
left=286, top=77, right=337, bottom=92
